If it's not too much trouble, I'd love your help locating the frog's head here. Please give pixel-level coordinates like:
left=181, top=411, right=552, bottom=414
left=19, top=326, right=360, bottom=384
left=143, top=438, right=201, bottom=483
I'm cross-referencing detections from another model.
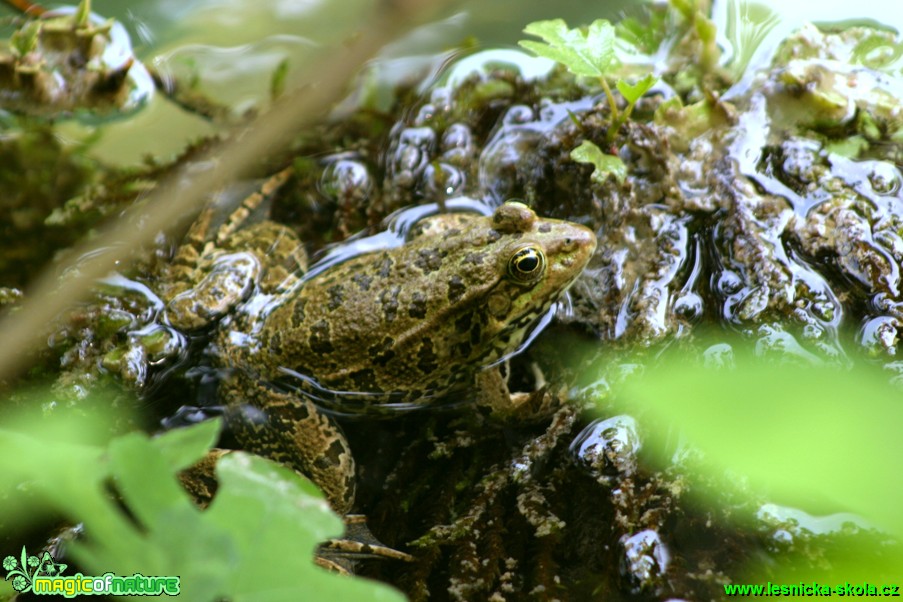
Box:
left=462, top=201, right=596, bottom=366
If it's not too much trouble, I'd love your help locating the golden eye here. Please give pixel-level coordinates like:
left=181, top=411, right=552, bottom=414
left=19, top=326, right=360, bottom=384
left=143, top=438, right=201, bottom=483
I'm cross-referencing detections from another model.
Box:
left=507, top=245, right=546, bottom=283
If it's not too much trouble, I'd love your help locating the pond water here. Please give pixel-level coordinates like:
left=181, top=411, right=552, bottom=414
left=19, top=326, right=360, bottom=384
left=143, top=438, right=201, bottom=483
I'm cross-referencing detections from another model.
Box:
left=18, top=0, right=901, bottom=164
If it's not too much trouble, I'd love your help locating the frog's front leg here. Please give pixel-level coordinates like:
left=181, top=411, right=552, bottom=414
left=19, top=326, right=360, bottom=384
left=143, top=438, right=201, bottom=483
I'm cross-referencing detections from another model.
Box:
left=475, top=363, right=562, bottom=422
left=165, top=252, right=262, bottom=331
left=221, top=376, right=356, bottom=514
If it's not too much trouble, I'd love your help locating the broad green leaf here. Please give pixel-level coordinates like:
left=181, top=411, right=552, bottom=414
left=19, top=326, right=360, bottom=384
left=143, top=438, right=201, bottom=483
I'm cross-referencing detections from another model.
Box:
left=0, top=405, right=405, bottom=601
left=623, top=359, right=903, bottom=539
left=72, top=430, right=234, bottom=600
left=570, top=140, right=627, bottom=184
left=519, top=19, right=616, bottom=78
left=151, top=418, right=222, bottom=472
left=204, top=453, right=404, bottom=600
left=107, top=432, right=199, bottom=530
left=616, top=73, right=658, bottom=104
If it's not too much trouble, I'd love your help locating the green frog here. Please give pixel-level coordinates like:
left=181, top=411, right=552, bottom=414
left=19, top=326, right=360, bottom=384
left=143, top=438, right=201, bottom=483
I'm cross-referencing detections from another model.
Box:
left=163, top=173, right=596, bottom=525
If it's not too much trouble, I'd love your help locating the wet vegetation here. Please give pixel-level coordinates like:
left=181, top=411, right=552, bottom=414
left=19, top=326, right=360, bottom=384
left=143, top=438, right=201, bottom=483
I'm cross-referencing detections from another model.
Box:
left=2, top=0, right=903, bottom=600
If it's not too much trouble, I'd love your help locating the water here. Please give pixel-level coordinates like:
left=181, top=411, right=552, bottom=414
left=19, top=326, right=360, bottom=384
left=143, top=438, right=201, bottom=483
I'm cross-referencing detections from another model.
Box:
left=6, top=0, right=896, bottom=165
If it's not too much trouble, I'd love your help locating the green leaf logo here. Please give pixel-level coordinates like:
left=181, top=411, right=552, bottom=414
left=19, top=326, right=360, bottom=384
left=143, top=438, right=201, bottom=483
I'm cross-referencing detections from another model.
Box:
left=3, top=547, right=68, bottom=592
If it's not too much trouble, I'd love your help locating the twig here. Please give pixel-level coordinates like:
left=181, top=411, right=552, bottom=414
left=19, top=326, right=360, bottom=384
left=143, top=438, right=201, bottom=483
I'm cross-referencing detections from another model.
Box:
left=2, top=0, right=47, bottom=17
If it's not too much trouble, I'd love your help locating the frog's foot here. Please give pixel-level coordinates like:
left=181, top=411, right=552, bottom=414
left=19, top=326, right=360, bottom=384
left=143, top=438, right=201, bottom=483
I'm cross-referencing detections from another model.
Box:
left=475, top=362, right=563, bottom=422
left=314, top=556, right=353, bottom=575
left=161, top=166, right=299, bottom=331
left=320, top=515, right=414, bottom=562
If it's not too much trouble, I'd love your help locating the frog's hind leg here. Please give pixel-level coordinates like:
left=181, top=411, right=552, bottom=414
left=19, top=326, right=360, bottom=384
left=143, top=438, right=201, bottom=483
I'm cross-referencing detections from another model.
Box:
left=166, top=207, right=216, bottom=287
left=215, top=166, right=305, bottom=293
left=222, top=378, right=357, bottom=515
left=221, top=377, right=414, bottom=563
left=214, top=166, right=294, bottom=247
left=322, top=515, right=414, bottom=562
left=168, top=166, right=293, bottom=276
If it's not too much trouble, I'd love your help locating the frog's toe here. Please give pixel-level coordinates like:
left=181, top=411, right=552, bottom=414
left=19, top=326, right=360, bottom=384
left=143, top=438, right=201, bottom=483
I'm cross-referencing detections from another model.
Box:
left=320, top=514, right=414, bottom=562
left=314, top=556, right=353, bottom=575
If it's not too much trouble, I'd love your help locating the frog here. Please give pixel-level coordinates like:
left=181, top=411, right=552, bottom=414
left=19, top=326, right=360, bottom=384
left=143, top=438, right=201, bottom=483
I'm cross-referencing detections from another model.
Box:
left=162, top=169, right=596, bottom=555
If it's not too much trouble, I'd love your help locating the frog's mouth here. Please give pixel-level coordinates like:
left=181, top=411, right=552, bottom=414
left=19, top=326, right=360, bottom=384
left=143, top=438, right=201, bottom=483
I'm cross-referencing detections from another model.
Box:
left=481, top=302, right=557, bottom=369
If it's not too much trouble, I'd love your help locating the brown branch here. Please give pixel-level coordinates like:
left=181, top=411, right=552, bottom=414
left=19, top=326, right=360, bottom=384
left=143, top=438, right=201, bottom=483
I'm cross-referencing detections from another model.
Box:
left=2, top=0, right=47, bottom=17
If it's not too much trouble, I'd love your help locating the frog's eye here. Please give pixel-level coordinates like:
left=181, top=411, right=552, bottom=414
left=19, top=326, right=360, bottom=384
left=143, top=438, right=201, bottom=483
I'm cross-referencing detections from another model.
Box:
left=508, top=245, right=546, bottom=283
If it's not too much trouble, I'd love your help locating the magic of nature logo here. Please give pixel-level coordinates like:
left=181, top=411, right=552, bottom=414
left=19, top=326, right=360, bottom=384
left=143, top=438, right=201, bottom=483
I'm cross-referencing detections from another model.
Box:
left=3, top=547, right=180, bottom=597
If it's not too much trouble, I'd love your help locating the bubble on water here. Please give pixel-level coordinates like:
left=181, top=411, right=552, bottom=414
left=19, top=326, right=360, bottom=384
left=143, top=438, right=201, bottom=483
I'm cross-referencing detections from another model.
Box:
left=502, top=105, right=536, bottom=125
left=672, top=291, right=704, bottom=323
left=858, top=315, right=899, bottom=356
left=621, top=529, right=669, bottom=590
left=570, top=415, right=641, bottom=484
left=387, top=127, right=437, bottom=189
left=319, top=158, right=373, bottom=205
left=868, top=162, right=901, bottom=195
left=440, top=123, right=475, bottom=166
left=421, top=162, right=464, bottom=198
left=703, top=343, right=735, bottom=369
left=715, top=270, right=743, bottom=296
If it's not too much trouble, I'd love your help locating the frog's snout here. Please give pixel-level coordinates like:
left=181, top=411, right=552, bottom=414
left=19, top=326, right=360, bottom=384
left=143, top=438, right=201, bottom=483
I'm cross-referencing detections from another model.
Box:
left=561, top=223, right=597, bottom=269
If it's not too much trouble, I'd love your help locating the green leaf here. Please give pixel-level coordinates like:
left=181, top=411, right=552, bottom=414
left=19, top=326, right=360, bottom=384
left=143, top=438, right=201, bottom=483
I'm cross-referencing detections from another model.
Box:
left=207, top=453, right=375, bottom=598
left=570, top=140, right=627, bottom=184
left=615, top=12, right=669, bottom=55
left=151, top=418, right=222, bottom=472
left=623, top=357, right=903, bottom=540
left=10, top=22, right=40, bottom=57
left=108, top=432, right=200, bottom=530
left=74, top=0, right=91, bottom=28
left=270, top=58, right=290, bottom=102
left=0, top=402, right=405, bottom=601
left=518, top=19, right=616, bottom=79
left=825, top=135, right=869, bottom=158
left=670, top=0, right=695, bottom=21
left=616, top=73, right=658, bottom=105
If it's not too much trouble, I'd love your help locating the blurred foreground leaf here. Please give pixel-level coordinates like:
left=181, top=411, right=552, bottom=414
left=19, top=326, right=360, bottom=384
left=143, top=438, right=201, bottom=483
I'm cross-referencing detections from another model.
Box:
left=622, top=357, right=903, bottom=580
left=0, top=407, right=404, bottom=601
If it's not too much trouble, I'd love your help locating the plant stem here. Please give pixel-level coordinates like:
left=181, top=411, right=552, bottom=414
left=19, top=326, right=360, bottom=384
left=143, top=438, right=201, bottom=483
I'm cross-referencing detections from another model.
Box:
left=599, top=77, right=619, bottom=122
